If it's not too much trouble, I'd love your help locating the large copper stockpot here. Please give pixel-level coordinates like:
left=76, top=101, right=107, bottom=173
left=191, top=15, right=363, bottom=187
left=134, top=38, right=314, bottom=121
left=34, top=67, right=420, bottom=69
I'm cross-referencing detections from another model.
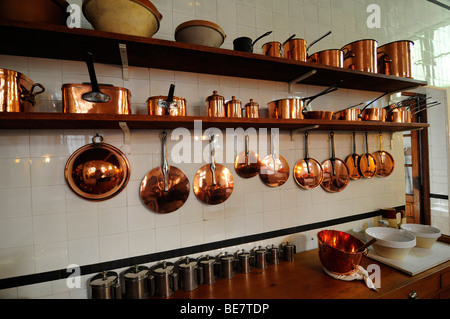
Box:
left=377, top=40, right=414, bottom=78
left=308, top=49, right=344, bottom=68
left=318, top=230, right=367, bottom=275
left=284, top=31, right=332, bottom=62
left=341, top=39, right=378, bottom=73
left=0, top=69, right=45, bottom=112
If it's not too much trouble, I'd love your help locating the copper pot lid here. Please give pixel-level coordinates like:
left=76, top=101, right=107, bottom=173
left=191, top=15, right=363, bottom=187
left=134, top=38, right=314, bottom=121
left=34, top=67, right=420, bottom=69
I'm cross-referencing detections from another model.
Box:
left=371, top=133, right=395, bottom=177
left=259, top=132, right=290, bottom=187
left=234, top=135, right=261, bottom=178
left=140, top=131, right=190, bottom=214
left=321, top=132, right=350, bottom=193
left=294, top=132, right=324, bottom=189
left=193, top=135, right=234, bottom=205
left=358, top=132, right=377, bottom=178
left=206, top=90, right=224, bottom=102
left=64, top=134, right=130, bottom=201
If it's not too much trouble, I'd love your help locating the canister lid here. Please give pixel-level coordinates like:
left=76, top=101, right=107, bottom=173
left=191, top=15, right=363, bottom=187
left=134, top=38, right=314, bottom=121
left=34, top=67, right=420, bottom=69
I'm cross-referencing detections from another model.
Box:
left=153, top=261, right=174, bottom=274
left=178, top=257, right=198, bottom=269
left=198, top=255, right=216, bottom=265
left=124, top=265, right=149, bottom=281
left=220, top=252, right=234, bottom=261
left=205, top=90, right=224, bottom=102
left=89, top=271, right=118, bottom=288
left=226, top=96, right=242, bottom=105
left=245, top=99, right=259, bottom=107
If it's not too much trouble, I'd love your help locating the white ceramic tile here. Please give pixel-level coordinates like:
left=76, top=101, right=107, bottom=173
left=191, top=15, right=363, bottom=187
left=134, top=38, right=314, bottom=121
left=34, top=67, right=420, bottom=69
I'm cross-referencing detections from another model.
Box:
left=127, top=204, right=155, bottom=231
left=0, top=217, right=33, bottom=249
left=0, top=187, right=32, bottom=219
left=17, top=282, right=53, bottom=299
left=203, top=219, right=225, bottom=242
left=30, top=156, right=66, bottom=187
left=225, top=215, right=246, bottom=239
left=0, top=130, right=30, bottom=158
left=155, top=225, right=181, bottom=251
left=67, top=210, right=99, bottom=240
left=98, top=207, right=128, bottom=235
left=0, top=245, right=35, bottom=278
left=99, top=233, right=129, bottom=262
left=34, top=241, right=68, bottom=273
left=33, top=214, right=67, bottom=244
left=0, top=158, right=31, bottom=188
left=180, top=221, right=204, bottom=246
left=68, top=237, right=100, bottom=266
left=128, top=229, right=156, bottom=256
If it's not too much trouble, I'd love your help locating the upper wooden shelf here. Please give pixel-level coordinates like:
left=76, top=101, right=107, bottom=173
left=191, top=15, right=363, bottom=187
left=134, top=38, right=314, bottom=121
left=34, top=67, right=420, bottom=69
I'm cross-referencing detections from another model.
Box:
left=0, top=21, right=428, bottom=93
left=0, top=112, right=429, bottom=132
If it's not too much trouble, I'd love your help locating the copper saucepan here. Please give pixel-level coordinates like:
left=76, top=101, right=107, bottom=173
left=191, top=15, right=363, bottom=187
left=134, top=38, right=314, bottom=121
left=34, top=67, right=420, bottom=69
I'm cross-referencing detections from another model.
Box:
left=302, top=85, right=340, bottom=119
left=64, top=134, right=131, bottom=201
left=234, top=135, right=261, bottom=178
left=284, top=31, right=332, bottom=62
left=345, top=132, right=361, bottom=180
left=332, top=103, right=363, bottom=121
left=259, top=132, right=290, bottom=187
left=377, top=40, right=414, bottom=78
left=293, top=132, right=324, bottom=189
left=359, top=92, right=390, bottom=121
left=262, top=34, right=296, bottom=58
left=371, top=133, right=395, bottom=177
left=147, top=84, right=187, bottom=116
left=321, top=132, right=350, bottom=193
left=358, top=132, right=377, bottom=179
left=307, top=49, right=344, bottom=68
left=139, top=131, right=190, bottom=214
left=0, top=68, right=45, bottom=112
left=341, top=39, right=378, bottom=73
left=193, top=135, right=234, bottom=204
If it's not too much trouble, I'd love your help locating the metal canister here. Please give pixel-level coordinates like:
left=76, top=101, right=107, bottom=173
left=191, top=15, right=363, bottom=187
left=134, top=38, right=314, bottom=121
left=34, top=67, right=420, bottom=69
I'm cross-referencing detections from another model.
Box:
left=236, top=249, right=251, bottom=273
left=245, top=99, right=260, bottom=118
left=152, top=261, right=178, bottom=298
left=206, top=90, right=225, bottom=117
left=267, top=244, right=280, bottom=265
left=226, top=96, right=243, bottom=117
left=198, top=255, right=217, bottom=285
left=123, top=265, right=150, bottom=299
left=89, top=271, right=122, bottom=299
left=177, top=257, right=202, bottom=292
left=218, top=252, right=236, bottom=279
left=254, top=246, right=268, bottom=269
left=282, top=242, right=296, bottom=262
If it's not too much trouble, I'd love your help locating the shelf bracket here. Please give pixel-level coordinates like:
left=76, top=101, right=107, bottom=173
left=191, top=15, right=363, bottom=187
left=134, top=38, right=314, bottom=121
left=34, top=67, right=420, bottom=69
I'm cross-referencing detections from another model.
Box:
left=290, top=125, right=319, bottom=141
left=288, top=70, right=317, bottom=93
left=119, top=43, right=129, bottom=81
left=119, top=121, right=131, bottom=154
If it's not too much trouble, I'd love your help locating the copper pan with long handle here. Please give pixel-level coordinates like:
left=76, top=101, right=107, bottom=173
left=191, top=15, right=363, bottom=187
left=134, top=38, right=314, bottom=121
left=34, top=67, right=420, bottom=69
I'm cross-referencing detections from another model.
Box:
left=234, top=135, right=261, bottom=178
left=321, top=132, right=350, bottom=193
left=259, top=132, right=290, bottom=187
left=358, top=132, right=377, bottom=179
left=293, top=131, right=324, bottom=189
left=345, top=132, right=361, bottom=180
left=140, top=131, right=190, bottom=213
left=193, top=135, right=234, bottom=205
left=371, top=133, right=394, bottom=177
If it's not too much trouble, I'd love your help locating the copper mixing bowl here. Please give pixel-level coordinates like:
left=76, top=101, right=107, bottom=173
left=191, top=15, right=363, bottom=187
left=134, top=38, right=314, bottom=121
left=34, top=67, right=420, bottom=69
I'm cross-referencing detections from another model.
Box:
left=317, top=230, right=367, bottom=275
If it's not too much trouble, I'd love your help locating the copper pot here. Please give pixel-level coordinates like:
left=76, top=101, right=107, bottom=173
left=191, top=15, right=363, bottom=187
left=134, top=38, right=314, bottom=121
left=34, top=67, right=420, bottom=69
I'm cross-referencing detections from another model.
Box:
left=62, top=83, right=131, bottom=114
left=206, top=90, right=226, bottom=117
left=308, top=49, right=344, bottom=68
left=318, top=230, right=367, bottom=275
left=147, top=96, right=187, bottom=116
left=267, top=98, right=304, bottom=119
left=377, top=40, right=414, bottom=78
left=226, top=96, right=243, bottom=118
left=0, top=69, right=45, bottom=112
left=0, top=0, right=69, bottom=25
left=283, top=38, right=307, bottom=61
left=244, top=99, right=260, bottom=118
left=341, top=39, right=378, bottom=73
left=360, top=108, right=386, bottom=121
left=332, top=108, right=362, bottom=121
left=303, top=110, right=333, bottom=120
left=386, top=107, right=411, bottom=123
left=262, top=41, right=282, bottom=57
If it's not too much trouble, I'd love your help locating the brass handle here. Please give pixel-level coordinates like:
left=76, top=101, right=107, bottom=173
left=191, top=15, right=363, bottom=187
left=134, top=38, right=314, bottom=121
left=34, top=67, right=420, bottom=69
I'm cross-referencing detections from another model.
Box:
left=19, top=83, right=45, bottom=106
left=409, top=291, right=418, bottom=299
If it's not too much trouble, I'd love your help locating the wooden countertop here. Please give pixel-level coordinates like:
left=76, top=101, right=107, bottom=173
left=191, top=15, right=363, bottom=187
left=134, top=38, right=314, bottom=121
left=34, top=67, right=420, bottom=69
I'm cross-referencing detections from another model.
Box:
left=162, top=248, right=450, bottom=299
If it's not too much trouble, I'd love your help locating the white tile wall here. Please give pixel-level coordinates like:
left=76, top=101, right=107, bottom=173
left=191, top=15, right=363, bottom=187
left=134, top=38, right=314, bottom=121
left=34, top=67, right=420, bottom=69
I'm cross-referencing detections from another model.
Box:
left=0, top=0, right=449, bottom=299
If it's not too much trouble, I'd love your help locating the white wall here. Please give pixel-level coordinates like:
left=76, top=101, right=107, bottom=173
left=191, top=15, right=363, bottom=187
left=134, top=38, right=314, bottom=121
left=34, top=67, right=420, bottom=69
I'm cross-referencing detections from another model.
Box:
left=0, top=0, right=449, bottom=299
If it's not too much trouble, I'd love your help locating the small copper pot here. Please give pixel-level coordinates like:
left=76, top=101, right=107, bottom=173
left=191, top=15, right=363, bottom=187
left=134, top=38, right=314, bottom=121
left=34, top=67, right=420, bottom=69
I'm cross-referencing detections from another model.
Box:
left=377, top=40, right=414, bottom=78
left=303, top=110, right=333, bottom=120
left=308, top=49, right=344, bottom=68
left=244, top=99, right=259, bottom=118
left=283, top=38, right=307, bottom=61
left=360, top=108, right=386, bottom=121
left=386, top=107, right=411, bottom=123
left=147, top=95, right=187, bottom=116
left=341, top=39, right=378, bottom=73
left=206, top=90, right=226, bottom=117
left=262, top=41, right=282, bottom=58
left=225, top=96, right=243, bottom=118
left=267, top=98, right=304, bottom=119
left=333, top=108, right=361, bottom=121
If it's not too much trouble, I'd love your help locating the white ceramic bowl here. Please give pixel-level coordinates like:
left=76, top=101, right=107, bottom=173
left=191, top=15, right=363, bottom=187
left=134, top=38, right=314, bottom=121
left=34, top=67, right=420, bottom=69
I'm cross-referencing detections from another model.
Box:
left=365, top=227, right=416, bottom=260
left=400, top=224, right=441, bottom=249
left=175, top=20, right=226, bottom=48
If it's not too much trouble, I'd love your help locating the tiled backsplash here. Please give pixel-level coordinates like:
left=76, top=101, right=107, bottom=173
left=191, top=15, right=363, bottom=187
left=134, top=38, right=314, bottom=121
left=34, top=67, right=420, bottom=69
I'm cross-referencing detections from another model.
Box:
left=0, top=0, right=449, bottom=299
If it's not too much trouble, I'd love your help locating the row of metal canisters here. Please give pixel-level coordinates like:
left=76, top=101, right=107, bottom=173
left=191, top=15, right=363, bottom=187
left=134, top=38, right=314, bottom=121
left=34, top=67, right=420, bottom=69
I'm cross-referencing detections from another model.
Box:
left=89, top=242, right=296, bottom=299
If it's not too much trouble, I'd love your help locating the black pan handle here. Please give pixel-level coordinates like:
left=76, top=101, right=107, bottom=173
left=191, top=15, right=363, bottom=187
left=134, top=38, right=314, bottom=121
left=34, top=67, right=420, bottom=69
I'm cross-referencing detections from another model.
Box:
left=84, top=52, right=100, bottom=93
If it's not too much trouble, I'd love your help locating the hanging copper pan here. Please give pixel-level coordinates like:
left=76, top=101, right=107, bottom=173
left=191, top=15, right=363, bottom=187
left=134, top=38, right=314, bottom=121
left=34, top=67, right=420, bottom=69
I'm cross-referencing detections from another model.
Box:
left=140, top=131, right=190, bottom=214
left=371, top=133, right=395, bottom=177
left=64, top=134, right=130, bottom=201
left=259, top=132, right=290, bottom=187
left=321, top=132, right=350, bottom=193
left=345, top=132, right=361, bottom=180
left=234, top=135, right=261, bottom=178
left=293, top=132, right=324, bottom=189
left=193, top=135, right=234, bottom=205
left=358, top=132, right=377, bottom=179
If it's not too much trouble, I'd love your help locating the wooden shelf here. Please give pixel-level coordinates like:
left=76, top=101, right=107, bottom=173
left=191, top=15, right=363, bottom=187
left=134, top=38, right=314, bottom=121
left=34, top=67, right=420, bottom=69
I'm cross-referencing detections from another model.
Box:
left=0, top=20, right=428, bottom=93
left=0, top=112, right=429, bottom=132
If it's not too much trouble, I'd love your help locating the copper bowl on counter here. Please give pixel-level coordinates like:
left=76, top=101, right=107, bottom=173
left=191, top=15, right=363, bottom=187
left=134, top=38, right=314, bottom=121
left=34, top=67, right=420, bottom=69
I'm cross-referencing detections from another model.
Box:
left=62, top=83, right=131, bottom=114
left=147, top=95, right=187, bottom=116
left=318, top=230, right=367, bottom=275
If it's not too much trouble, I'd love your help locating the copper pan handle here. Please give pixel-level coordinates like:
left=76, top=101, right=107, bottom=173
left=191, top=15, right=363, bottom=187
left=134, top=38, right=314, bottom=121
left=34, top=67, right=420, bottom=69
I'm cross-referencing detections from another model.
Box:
left=160, top=131, right=169, bottom=192
left=342, top=47, right=355, bottom=60
left=210, top=135, right=217, bottom=186
left=20, top=83, right=45, bottom=106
